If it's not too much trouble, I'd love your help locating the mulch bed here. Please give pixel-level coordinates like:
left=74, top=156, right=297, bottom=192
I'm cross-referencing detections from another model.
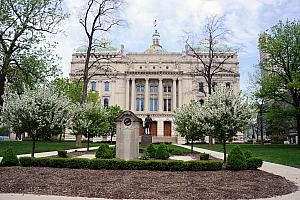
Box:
left=0, top=167, right=297, bottom=199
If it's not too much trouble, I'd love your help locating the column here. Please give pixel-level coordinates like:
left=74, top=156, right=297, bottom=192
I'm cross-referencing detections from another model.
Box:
left=144, top=78, right=149, bottom=112
left=172, top=78, right=177, bottom=111
left=178, top=78, right=182, bottom=107
left=125, top=78, right=130, bottom=110
left=131, top=78, right=135, bottom=111
left=158, top=78, right=163, bottom=112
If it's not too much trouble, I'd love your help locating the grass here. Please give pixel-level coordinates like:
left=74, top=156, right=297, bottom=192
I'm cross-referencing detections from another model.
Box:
left=0, top=140, right=101, bottom=157
left=191, top=143, right=300, bottom=169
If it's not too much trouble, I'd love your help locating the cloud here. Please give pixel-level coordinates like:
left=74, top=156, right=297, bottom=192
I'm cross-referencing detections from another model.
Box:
left=48, top=0, right=300, bottom=90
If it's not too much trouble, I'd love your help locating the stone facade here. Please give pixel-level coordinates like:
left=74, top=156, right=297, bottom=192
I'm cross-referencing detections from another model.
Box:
left=70, top=30, right=240, bottom=143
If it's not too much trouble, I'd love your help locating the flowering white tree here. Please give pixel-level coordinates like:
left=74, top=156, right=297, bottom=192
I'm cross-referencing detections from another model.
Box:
left=71, top=103, right=109, bottom=151
left=174, top=101, right=208, bottom=152
left=203, top=86, right=253, bottom=162
left=2, top=86, right=73, bottom=157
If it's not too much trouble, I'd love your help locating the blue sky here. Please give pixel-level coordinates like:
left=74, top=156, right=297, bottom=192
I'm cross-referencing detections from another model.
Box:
left=51, top=0, right=300, bottom=91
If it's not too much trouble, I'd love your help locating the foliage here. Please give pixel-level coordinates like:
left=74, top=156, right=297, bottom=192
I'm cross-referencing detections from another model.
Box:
left=174, top=101, right=207, bottom=152
left=200, top=153, right=209, bottom=160
left=169, top=148, right=184, bottom=155
left=52, top=78, right=83, bottom=104
left=0, top=0, right=68, bottom=107
left=146, top=144, right=157, bottom=158
left=57, top=150, right=68, bottom=158
left=203, top=86, right=253, bottom=162
left=71, top=103, right=109, bottom=150
left=2, top=87, right=73, bottom=157
left=244, top=150, right=253, bottom=159
left=258, top=20, right=300, bottom=145
left=246, top=157, right=263, bottom=170
left=95, top=144, right=114, bottom=159
left=140, top=151, right=150, bottom=160
left=226, top=146, right=247, bottom=170
left=106, top=105, right=122, bottom=142
left=155, top=144, right=169, bottom=160
left=19, top=157, right=223, bottom=171
left=0, top=148, right=19, bottom=167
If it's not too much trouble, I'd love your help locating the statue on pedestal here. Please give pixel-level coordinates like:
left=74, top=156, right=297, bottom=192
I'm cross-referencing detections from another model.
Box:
left=144, top=114, right=152, bottom=135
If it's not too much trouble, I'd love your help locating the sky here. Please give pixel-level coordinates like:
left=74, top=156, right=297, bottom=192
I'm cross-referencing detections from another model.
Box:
left=50, top=0, right=300, bottom=91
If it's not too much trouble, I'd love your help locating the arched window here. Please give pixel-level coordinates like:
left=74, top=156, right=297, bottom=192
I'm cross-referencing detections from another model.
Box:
left=104, top=98, right=109, bottom=108
left=199, top=99, right=204, bottom=105
left=226, top=82, right=231, bottom=88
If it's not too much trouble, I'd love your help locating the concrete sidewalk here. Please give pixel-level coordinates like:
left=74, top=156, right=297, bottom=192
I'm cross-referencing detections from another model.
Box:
left=175, top=144, right=300, bottom=200
left=0, top=194, right=108, bottom=200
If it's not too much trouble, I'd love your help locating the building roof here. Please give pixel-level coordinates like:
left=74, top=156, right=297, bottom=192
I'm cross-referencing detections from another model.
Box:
left=144, top=44, right=168, bottom=54
left=74, top=40, right=120, bottom=53
left=191, top=40, right=236, bottom=53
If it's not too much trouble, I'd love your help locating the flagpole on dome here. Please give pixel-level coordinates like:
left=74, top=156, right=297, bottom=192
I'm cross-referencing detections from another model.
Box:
left=152, top=19, right=160, bottom=46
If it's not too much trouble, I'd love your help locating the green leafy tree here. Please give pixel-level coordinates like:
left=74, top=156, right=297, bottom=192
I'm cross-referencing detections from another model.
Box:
left=106, top=105, right=122, bottom=143
left=258, top=20, right=300, bottom=145
left=2, top=86, right=73, bottom=157
left=0, top=0, right=68, bottom=108
left=71, top=103, right=109, bottom=151
left=174, top=101, right=207, bottom=153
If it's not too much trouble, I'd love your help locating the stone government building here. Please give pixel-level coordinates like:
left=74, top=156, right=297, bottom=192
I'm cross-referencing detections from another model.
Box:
left=70, top=29, right=240, bottom=144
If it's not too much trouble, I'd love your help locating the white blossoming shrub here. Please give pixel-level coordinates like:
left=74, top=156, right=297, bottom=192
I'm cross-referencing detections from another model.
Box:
left=3, top=86, right=73, bottom=157
left=174, top=101, right=208, bottom=152
left=203, top=86, right=253, bottom=162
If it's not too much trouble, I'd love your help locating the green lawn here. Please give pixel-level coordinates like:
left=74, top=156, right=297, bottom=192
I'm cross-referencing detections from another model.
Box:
left=192, top=143, right=300, bottom=168
left=0, top=140, right=101, bottom=157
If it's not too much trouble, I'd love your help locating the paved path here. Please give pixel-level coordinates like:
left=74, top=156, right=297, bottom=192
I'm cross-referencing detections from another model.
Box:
left=175, top=144, right=300, bottom=200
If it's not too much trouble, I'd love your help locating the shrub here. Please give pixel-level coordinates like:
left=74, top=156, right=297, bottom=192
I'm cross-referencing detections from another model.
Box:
left=155, top=144, right=169, bottom=160
left=95, top=144, right=114, bottom=159
left=244, top=150, right=253, bottom=159
left=246, top=157, right=263, bottom=170
left=226, top=145, right=247, bottom=171
left=200, top=153, right=209, bottom=160
left=146, top=144, right=156, bottom=158
left=0, top=148, right=19, bottom=166
left=19, top=157, right=223, bottom=171
left=110, top=146, right=116, bottom=158
left=169, top=148, right=184, bottom=155
left=57, top=150, right=68, bottom=158
left=140, top=151, right=150, bottom=160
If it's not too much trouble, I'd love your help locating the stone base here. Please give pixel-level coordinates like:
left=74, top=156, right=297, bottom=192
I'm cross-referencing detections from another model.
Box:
left=141, top=135, right=152, bottom=146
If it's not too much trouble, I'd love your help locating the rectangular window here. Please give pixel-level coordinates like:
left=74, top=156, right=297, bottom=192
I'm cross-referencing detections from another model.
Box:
left=104, top=82, right=109, bottom=92
left=150, top=96, right=158, bottom=111
left=163, top=85, right=171, bottom=93
left=91, top=81, right=97, bottom=91
left=164, top=98, right=171, bottom=112
left=226, top=82, right=231, bottom=88
left=136, top=86, right=144, bottom=93
left=199, top=82, right=204, bottom=92
left=136, top=97, right=144, bottom=111
left=150, top=86, right=158, bottom=93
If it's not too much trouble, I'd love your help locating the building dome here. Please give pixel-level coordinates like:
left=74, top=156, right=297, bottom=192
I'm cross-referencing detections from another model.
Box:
left=74, top=39, right=120, bottom=53
left=144, top=29, right=168, bottom=54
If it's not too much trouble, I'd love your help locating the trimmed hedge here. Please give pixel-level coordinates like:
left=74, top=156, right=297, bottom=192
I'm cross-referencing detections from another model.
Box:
left=19, top=157, right=223, bottom=171
left=155, top=144, right=169, bottom=160
left=95, top=144, right=114, bottom=159
left=200, top=153, right=209, bottom=160
left=0, top=148, right=19, bottom=166
left=57, top=150, right=68, bottom=158
left=226, top=145, right=247, bottom=171
left=246, top=157, right=263, bottom=170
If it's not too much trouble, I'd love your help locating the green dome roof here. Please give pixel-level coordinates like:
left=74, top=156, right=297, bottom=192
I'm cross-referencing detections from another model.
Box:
left=192, top=40, right=235, bottom=53
left=144, top=44, right=168, bottom=54
left=74, top=40, right=119, bottom=53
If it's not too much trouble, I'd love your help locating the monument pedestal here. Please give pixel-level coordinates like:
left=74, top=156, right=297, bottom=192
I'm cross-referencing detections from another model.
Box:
left=141, top=134, right=152, bottom=146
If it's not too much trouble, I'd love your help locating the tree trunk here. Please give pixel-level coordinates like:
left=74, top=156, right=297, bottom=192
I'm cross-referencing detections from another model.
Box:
left=297, top=116, right=300, bottom=146
left=76, top=135, right=82, bottom=147
left=260, top=109, right=264, bottom=145
left=31, top=138, right=36, bottom=158
left=191, top=138, right=194, bottom=153
left=223, top=141, right=227, bottom=163
left=0, top=72, right=6, bottom=108
left=87, top=134, right=90, bottom=151
left=110, top=133, right=113, bottom=144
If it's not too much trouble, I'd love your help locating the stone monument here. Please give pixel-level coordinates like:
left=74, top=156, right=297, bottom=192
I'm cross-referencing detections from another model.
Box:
left=141, top=114, right=153, bottom=145
left=116, top=110, right=142, bottom=160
